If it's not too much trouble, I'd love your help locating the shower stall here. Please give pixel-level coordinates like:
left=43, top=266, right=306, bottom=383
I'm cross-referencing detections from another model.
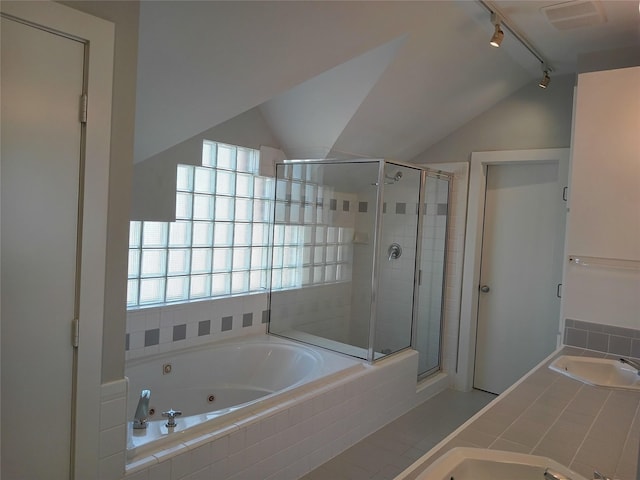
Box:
left=268, top=159, right=451, bottom=378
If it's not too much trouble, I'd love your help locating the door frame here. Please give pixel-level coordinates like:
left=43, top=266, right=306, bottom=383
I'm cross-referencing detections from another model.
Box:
left=457, top=148, right=570, bottom=391
left=0, top=2, right=114, bottom=477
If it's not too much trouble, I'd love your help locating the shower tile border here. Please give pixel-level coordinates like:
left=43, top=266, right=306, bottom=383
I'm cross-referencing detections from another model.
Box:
left=273, top=197, right=449, bottom=219
left=126, top=293, right=270, bottom=360
left=564, top=319, right=640, bottom=357
left=198, top=319, right=210, bottom=336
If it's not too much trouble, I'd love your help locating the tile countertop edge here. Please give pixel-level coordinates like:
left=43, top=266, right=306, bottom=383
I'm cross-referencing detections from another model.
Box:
left=394, top=345, right=634, bottom=480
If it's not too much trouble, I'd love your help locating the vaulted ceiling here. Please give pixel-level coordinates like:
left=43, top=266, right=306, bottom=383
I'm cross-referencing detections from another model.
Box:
left=133, top=1, right=639, bottom=164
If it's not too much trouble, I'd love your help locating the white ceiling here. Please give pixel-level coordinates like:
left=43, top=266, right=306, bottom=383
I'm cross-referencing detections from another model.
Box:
left=133, top=1, right=639, bottom=164
left=489, top=0, right=640, bottom=74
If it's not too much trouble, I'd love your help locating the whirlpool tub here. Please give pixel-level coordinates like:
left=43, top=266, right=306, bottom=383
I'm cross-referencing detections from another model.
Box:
left=125, top=334, right=364, bottom=458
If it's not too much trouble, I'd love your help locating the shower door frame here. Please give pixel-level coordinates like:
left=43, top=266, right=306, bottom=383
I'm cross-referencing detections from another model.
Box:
left=368, top=159, right=426, bottom=361
left=413, top=169, right=452, bottom=380
left=371, top=161, right=452, bottom=369
left=367, top=159, right=386, bottom=361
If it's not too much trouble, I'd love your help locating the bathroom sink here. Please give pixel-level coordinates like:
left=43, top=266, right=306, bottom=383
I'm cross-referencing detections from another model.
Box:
left=549, top=355, right=640, bottom=391
left=413, top=447, right=588, bottom=480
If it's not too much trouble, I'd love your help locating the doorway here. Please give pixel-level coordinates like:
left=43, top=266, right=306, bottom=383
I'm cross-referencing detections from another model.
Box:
left=474, top=162, right=567, bottom=394
left=458, top=149, right=570, bottom=393
left=1, top=14, right=85, bottom=479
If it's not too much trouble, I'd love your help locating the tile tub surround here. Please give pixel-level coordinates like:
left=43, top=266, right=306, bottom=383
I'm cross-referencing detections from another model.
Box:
left=126, top=293, right=269, bottom=360
left=123, top=348, right=450, bottom=480
left=397, top=347, right=640, bottom=480
left=564, top=319, right=640, bottom=357
left=100, top=379, right=129, bottom=479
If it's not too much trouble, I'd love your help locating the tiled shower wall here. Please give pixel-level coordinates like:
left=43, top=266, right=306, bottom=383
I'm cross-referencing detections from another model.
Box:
left=349, top=182, right=450, bottom=355
left=374, top=184, right=420, bottom=354
left=564, top=319, right=640, bottom=357
left=269, top=283, right=353, bottom=342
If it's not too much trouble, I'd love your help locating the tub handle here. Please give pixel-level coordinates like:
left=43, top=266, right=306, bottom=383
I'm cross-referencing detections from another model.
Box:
left=162, top=408, right=182, bottom=428
left=388, top=243, right=402, bottom=261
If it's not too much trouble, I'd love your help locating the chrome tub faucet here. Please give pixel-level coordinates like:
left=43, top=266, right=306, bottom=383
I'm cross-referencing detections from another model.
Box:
left=593, top=471, right=612, bottom=480
left=162, top=408, right=182, bottom=428
left=619, top=357, right=640, bottom=374
left=133, top=389, right=151, bottom=429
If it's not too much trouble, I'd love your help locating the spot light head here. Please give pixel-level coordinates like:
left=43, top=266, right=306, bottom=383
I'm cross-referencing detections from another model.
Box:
left=489, top=13, right=504, bottom=47
left=539, top=70, right=551, bottom=89
left=490, top=23, right=504, bottom=47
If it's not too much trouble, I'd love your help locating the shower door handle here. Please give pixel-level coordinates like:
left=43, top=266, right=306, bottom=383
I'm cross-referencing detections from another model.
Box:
left=480, top=285, right=490, bottom=293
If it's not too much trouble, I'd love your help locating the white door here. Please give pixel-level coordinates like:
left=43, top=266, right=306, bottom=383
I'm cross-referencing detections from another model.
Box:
left=473, top=162, right=567, bottom=394
left=1, top=15, right=85, bottom=479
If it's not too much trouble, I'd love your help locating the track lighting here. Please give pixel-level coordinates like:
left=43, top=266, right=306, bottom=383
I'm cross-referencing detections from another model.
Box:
left=538, top=70, right=551, bottom=89
left=480, top=2, right=554, bottom=90
left=489, top=13, right=504, bottom=48
left=489, top=13, right=504, bottom=47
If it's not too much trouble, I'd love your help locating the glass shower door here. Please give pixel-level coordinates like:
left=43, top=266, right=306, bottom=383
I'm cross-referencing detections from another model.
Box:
left=373, top=163, right=421, bottom=357
left=414, top=174, right=450, bottom=377
left=268, top=160, right=380, bottom=360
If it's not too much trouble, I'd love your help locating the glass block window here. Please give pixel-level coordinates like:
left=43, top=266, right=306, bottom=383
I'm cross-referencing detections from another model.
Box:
left=127, top=142, right=353, bottom=308
left=127, top=142, right=273, bottom=307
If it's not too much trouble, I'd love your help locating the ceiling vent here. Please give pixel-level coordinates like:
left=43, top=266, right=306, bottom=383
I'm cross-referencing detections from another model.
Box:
left=541, top=0, right=607, bottom=30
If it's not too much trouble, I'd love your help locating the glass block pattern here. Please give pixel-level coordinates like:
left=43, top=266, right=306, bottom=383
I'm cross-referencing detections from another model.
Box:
left=270, top=163, right=354, bottom=290
left=127, top=142, right=354, bottom=308
left=127, top=142, right=273, bottom=307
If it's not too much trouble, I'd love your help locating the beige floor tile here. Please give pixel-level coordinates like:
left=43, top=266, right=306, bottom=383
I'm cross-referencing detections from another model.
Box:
left=488, top=437, right=531, bottom=454
left=299, top=388, right=494, bottom=480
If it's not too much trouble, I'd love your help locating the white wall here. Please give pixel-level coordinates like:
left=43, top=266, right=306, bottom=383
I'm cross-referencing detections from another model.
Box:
left=412, top=74, right=575, bottom=165
left=415, top=64, right=639, bottom=335
left=577, top=45, right=640, bottom=74
left=132, top=2, right=414, bottom=163
left=562, top=66, right=640, bottom=329
left=133, top=1, right=535, bottom=165
left=131, top=107, right=281, bottom=221
left=62, top=0, right=139, bottom=384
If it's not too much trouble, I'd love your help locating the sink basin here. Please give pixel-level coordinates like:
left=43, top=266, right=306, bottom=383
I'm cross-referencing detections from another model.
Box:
left=549, top=355, right=640, bottom=391
left=413, top=447, right=588, bottom=480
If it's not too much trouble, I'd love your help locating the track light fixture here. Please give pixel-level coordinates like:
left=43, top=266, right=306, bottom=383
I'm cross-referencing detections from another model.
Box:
left=489, top=13, right=504, bottom=48
left=539, top=69, right=551, bottom=89
left=480, top=1, right=553, bottom=90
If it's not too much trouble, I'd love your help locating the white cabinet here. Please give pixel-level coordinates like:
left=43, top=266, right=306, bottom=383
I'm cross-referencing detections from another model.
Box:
left=562, top=66, right=640, bottom=329
left=567, top=66, right=640, bottom=260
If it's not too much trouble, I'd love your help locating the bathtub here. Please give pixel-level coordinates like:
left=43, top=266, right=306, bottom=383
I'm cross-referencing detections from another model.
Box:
left=125, top=334, right=364, bottom=459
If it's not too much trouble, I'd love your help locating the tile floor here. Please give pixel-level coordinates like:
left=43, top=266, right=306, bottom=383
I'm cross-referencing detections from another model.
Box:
left=300, top=388, right=496, bottom=480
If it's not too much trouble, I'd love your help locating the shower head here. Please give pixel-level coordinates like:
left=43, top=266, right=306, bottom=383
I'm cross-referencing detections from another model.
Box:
left=371, top=171, right=403, bottom=186
left=388, top=171, right=402, bottom=182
